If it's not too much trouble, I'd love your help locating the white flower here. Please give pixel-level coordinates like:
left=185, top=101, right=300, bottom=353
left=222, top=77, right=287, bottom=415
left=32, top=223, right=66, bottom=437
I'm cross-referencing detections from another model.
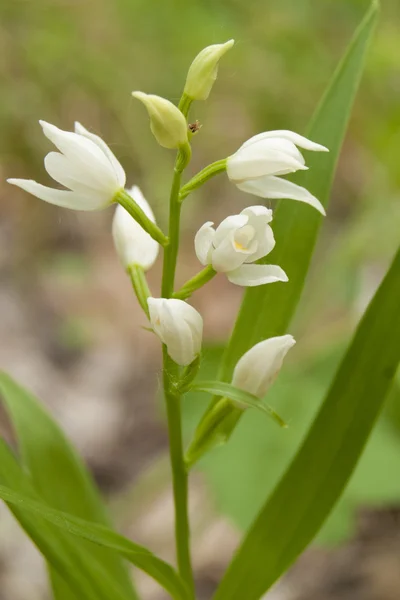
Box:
left=227, top=130, right=328, bottom=215
left=148, top=298, right=203, bottom=366
left=194, top=205, right=288, bottom=287
left=232, top=335, right=296, bottom=398
left=8, top=121, right=125, bottom=210
left=132, top=92, right=188, bottom=149
left=184, top=39, right=234, bottom=101
left=112, top=186, right=159, bottom=271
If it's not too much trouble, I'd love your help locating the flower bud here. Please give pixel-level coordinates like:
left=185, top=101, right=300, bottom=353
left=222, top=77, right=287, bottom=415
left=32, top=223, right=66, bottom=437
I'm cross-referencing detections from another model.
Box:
left=148, top=298, right=203, bottom=366
left=112, top=186, right=159, bottom=271
left=184, top=39, right=234, bottom=101
left=132, top=92, right=188, bottom=149
left=232, top=335, right=296, bottom=398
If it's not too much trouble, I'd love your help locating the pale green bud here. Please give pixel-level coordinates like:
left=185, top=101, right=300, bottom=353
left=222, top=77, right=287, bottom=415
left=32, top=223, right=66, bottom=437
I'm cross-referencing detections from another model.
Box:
left=184, top=39, right=234, bottom=101
left=132, top=92, right=188, bottom=149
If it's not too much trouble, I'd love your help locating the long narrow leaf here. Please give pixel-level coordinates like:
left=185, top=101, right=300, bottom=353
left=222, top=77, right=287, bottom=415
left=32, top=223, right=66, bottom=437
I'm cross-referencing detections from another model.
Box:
left=219, top=0, right=379, bottom=382
left=213, top=244, right=400, bottom=600
left=0, top=372, right=138, bottom=600
left=0, top=481, right=190, bottom=600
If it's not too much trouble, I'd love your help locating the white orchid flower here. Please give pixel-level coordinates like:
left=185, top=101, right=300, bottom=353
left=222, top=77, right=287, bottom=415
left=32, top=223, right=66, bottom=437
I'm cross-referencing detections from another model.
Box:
left=112, top=186, right=159, bottom=271
left=148, top=298, right=203, bottom=366
left=8, top=121, right=125, bottom=210
left=194, top=205, right=288, bottom=287
left=227, top=130, right=328, bottom=215
left=232, top=335, right=296, bottom=398
left=184, top=39, right=234, bottom=101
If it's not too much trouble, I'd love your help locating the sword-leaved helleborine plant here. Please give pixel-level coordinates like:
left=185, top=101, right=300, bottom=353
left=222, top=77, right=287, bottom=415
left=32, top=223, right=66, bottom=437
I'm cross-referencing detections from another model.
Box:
left=3, top=15, right=385, bottom=600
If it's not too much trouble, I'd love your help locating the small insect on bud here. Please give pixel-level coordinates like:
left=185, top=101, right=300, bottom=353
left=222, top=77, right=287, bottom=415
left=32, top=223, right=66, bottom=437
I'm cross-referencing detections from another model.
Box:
left=132, top=92, right=188, bottom=150
left=184, top=39, right=234, bottom=101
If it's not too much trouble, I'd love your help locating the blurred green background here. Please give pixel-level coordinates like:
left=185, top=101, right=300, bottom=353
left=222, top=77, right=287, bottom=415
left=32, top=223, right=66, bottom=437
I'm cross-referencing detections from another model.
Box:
left=1, top=0, right=400, bottom=596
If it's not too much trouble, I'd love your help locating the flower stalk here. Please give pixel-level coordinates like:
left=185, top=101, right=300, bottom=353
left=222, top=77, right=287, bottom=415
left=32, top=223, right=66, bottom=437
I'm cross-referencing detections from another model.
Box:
left=115, top=189, right=168, bottom=246
left=128, top=265, right=151, bottom=318
left=173, top=265, right=217, bottom=300
left=179, top=159, right=227, bottom=201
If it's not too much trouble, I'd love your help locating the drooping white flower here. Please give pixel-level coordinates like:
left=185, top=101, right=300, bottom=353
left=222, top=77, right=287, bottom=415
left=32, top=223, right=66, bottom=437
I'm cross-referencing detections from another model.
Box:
left=112, top=186, right=159, bottom=271
left=8, top=121, right=125, bottom=210
left=227, top=130, right=328, bottom=215
left=194, top=205, right=288, bottom=287
left=232, top=335, right=296, bottom=398
left=184, top=39, right=235, bottom=101
left=132, top=92, right=188, bottom=149
left=148, top=298, right=203, bottom=366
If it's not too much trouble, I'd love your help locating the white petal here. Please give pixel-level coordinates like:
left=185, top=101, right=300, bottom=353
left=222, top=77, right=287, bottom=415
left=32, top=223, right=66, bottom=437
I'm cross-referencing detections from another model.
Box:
left=7, top=179, right=106, bottom=210
left=236, top=175, right=326, bottom=215
left=227, top=264, right=288, bottom=287
left=112, top=204, right=159, bottom=270
left=227, top=143, right=307, bottom=182
left=241, top=205, right=273, bottom=223
left=44, top=152, right=110, bottom=198
left=147, top=298, right=202, bottom=366
left=39, top=121, right=119, bottom=194
left=194, top=222, right=215, bottom=265
left=241, top=131, right=328, bottom=153
left=211, top=232, right=255, bottom=272
left=213, top=214, right=248, bottom=246
left=232, top=335, right=296, bottom=397
left=74, top=122, right=126, bottom=187
left=240, top=206, right=275, bottom=262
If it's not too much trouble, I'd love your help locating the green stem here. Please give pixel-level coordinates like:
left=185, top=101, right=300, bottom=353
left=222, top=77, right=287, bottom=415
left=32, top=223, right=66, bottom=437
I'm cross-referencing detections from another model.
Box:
left=178, top=93, right=193, bottom=119
left=163, top=348, right=195, bottom=597
left=128, top=264, right=151, bottom=318
left=179, top=158, right=227, bottom=202
left=115, top=189, right=169, bottom=247
left=173, top=266, right=217, bottom=300
left=161, top=143, right=195, bottom=597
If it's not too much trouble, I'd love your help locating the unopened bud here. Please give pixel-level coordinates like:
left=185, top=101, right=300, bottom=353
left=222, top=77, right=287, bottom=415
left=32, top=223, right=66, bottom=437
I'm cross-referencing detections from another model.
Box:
left=184, top=39, right=234, bottom=101
left=132, top=92, right=188, bottom=149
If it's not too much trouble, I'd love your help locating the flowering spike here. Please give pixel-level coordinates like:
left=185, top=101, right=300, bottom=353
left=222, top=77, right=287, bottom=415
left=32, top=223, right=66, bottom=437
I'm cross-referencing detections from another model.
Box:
left=7, top=121, right=125, bottom=211
left=148, top=298, right=203, bottom=366
left=184, top=39, right=234, bottom=101
left=132, top=92, right=188, bottom=150
left=112, top=186, right=159, bottom=271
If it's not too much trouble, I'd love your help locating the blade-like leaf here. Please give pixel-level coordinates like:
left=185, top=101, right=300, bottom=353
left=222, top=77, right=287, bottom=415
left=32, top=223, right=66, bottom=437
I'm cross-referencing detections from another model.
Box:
left=0, top=439, right=127, bottom=600
left=220, top=0, right=379, bottom=382
left=213, top=243, right=400, bottom=600
left=190, top=381, right=287, bottom=427
left=0, top=372, right=137, bottom=600
left=0, top=482, right=190, bottom=600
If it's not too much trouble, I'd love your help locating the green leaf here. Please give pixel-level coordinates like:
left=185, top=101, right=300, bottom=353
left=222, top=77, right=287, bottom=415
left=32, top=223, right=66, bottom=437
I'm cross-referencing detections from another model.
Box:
left=219, top=0, right=379, bottom=383
left=0, top=438, right=127, bottom=600
left=190, top=381, right=287, bottom=427
left=0, top=481, right=190, bottom=600
left=0, top=372, right=137, bottom=600
left=213, top=242, right=400, bottom=600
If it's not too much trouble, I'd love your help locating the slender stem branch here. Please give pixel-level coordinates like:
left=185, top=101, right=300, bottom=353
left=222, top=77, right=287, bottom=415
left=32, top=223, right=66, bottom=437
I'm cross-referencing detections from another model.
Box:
left=161, top=165, right=183, bottom=297
left=173, top=265, right=217, bottom=300
left=115, top=188, right=169, bottom=246
left=178, top=93, right=193, bottom=119
left=179, top=158, right=227, bottom=202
